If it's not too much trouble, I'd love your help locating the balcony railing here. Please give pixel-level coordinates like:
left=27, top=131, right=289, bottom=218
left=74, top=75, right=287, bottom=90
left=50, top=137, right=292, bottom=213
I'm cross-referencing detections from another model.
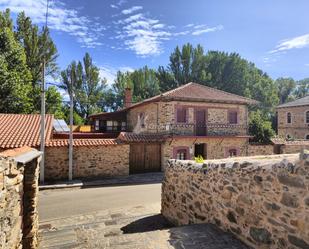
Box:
left=128, top=123, right=248, bottom=136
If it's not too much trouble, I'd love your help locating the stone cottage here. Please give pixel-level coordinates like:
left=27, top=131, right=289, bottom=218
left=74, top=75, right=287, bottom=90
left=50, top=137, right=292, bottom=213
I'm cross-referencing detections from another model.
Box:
left=89, top=82, right=258, bottom=173
left=277, top=95, right=309, bottom=140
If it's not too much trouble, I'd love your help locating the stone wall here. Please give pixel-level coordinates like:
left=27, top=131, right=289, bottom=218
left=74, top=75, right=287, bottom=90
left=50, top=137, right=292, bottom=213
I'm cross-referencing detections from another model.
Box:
left=277, top=105, right=309, bottom=139
left=45, top=144, right=129, bottom=180
left=0, top=147, right=40, bottom=249
left=161, top=137, right=249, bottom=169
left=282, top=142, right=309, bottom=154
left=248, top=144, right=274, bottom=156
left=162, top=152, right=309, bottom=249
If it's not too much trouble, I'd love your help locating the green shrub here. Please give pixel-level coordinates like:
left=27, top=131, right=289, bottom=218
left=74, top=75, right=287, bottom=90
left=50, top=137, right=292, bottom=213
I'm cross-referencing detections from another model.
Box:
left=194, top=155, right=204, bottom=163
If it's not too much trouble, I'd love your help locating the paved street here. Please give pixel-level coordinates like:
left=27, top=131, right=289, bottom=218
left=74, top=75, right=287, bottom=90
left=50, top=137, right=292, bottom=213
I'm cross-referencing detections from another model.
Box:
left=39, top=183, right=250, bottom=249
left=39, top=183, right=162, bottom=221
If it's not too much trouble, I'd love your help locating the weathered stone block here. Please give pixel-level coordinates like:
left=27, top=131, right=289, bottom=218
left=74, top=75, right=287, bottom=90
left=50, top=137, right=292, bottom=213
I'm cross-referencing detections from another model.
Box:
left=281, top=192, right=299, bottom=208
left=249, top=227, right=272, bottom=244
left=277, top=173, right=305, bottom=188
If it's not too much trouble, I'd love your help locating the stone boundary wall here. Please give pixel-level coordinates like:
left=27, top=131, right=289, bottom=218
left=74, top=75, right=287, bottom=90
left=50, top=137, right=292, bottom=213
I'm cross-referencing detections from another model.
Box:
left=282, top=144, right=309, bottom=154
left=0, top=147, right=40, bottom=249
left=248, top=144, right=274, bottom=156
left=45, top=144, right=129, bottom=180
left=162, top=152, right=309, bottom=249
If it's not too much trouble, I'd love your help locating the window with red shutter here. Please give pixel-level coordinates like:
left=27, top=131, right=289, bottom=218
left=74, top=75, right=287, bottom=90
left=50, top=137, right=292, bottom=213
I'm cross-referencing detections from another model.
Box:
left=228, top=111, right=237, bottom=124
left=177, top=108, right=187, bottom=123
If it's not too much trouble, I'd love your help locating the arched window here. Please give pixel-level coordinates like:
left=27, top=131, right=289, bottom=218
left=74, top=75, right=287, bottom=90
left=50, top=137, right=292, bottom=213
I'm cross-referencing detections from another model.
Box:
left=306, top=134, right=309, bottom=140
left=306, top=111, right=309, bottom=124
left=287, top=112, right=292, bottom=124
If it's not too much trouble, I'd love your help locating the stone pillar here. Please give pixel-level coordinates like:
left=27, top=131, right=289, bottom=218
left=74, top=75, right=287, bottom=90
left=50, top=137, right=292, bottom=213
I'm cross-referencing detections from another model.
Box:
left=22, top=158, right=40, bottom=249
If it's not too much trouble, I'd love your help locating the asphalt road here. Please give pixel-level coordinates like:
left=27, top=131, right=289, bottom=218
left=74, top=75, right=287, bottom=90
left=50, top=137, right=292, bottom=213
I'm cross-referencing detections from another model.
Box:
left=39, top=183, right=162, bottom=221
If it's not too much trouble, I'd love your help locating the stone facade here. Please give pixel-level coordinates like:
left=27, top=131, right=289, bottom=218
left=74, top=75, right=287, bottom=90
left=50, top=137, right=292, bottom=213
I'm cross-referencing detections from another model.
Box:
left=127, top=101, right=248, bottom=136
left=0, top=147, right=40, bottom=249
left=277, top=105, right=309, bottom=140
left=248, top=144, right=274, bottom=156
left=161, top=137, right=249, bottom=169
left=45, top=144, right=129, bottom=180
left=162, top=152, right=309, bottom=249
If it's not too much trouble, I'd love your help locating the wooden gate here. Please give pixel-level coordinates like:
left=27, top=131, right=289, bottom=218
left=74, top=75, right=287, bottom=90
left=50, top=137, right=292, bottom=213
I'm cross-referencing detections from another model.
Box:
left=129, top=143, right=161, bottom=174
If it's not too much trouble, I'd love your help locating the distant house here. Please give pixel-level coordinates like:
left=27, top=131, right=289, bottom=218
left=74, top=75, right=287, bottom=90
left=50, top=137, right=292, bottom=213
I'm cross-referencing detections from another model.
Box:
left=89, top=82, right=258, bottom=173
left=276, top=95, right=309, bottom=140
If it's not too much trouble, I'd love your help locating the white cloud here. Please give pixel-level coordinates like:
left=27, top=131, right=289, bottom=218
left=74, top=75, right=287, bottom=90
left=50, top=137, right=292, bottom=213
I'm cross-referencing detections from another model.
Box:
left=99, top=65, right=134, bottom=86
left=122, top=6, right=143, bottom=15
left=192, top=25, right=223, bottom=35
left=110, top=4, right=118, bottom=9
left=115, top=12, right=171, bottom=56
left=270, top=34, right=309, bottom=53
left=0, top=0, right=105, bottom=48
left=184, top=23, right=194, bottom=28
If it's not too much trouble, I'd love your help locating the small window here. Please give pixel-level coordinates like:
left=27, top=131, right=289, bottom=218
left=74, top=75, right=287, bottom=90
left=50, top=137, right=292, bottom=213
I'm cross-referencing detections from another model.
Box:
left=228, top=149, right=238, bottom=157
left=95, top=120, right=99, bottom=131
left=305, top=134, right=309, bottom=140
left=306, top=111, right=309, bottom=124
left=106, top=120, right=113, bottom=131
left=121, top=122, right=126, bottom=131
left=228, top=111, right=238, bottom=124
left=139, top=113, right=145, bottom=128
left=287, top=112, right=292, bottom=124
left=106, top=120, right=119, bottom=131
left=177, top=108, right=187, bottom=123
left=176, top=149, right=187, bottom=160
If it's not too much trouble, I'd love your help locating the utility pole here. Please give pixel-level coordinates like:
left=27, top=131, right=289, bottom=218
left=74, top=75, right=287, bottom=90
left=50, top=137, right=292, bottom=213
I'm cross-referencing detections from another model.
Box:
left=68, top=72, right=73, bottom=181
left=40, top=0, right=49, bottom=184
left=40, top=60, right=46, bottom=184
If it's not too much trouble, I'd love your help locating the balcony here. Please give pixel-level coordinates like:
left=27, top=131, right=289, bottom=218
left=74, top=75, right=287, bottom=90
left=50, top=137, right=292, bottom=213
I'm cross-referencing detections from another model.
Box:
left=129, top=123, right=248, bottom=136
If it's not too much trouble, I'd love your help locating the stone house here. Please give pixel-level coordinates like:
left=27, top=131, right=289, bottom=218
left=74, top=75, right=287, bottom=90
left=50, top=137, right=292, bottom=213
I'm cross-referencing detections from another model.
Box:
left=89, top=82, right=258, bottom=172
left=276, top=95, right=309, bottom=140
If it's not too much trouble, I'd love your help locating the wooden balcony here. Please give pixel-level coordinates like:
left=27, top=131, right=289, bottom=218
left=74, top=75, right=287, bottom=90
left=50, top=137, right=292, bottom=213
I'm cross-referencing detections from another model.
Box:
left=129, top=123, right=248, bottom=136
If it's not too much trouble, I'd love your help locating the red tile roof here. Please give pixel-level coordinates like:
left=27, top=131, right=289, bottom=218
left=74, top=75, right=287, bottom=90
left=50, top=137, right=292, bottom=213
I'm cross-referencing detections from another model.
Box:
left=117, top=132, right=164, bottom=143
left=0, top=114, right=54, bottom=149
left=89, top=83, right=258, bottom=119
left=46, top=139, right=121, bottom=147
left=161, top=82, right=258, bottom=104
left=127, top=82, right=258, bottom=110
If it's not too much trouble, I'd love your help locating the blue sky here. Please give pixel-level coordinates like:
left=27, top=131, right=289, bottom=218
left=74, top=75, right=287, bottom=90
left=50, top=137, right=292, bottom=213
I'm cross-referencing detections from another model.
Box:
left=1, top=0, right=309, bottom=85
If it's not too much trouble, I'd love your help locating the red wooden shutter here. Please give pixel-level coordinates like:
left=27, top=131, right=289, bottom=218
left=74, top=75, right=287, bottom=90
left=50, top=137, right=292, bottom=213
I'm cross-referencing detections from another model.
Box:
left=177, top=108, right=186, bottom=123
left=229, top=111, right=237, bottom=124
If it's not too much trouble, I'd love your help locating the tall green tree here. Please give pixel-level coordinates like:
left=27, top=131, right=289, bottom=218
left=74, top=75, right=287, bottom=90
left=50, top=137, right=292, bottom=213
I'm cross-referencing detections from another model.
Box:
left=106, top=66, right=161, bottom=110
left=275, top=77, right=296, bottom=104
left=45, top=86, right=65, bottom=119
left=61, top=53, right=106, bottom=119
left=159, top=43, right=210, bottom=90
left=0, top=10, right=33, bottom=113
left=294, top=78, right=309, bottom=99
left=15, top=11, right=58, bottom=111
left=249, top=110, right=275, bottom=143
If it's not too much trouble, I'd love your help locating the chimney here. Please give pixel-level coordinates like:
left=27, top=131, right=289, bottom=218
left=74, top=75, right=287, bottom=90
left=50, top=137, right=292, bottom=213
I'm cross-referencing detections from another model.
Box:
left=124, top=87, right=132, bottom=108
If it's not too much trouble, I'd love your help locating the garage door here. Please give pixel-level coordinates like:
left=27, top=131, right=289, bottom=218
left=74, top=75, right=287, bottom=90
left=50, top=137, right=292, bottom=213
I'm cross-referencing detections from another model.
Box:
left=129, top=143, right=161, bottom=174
